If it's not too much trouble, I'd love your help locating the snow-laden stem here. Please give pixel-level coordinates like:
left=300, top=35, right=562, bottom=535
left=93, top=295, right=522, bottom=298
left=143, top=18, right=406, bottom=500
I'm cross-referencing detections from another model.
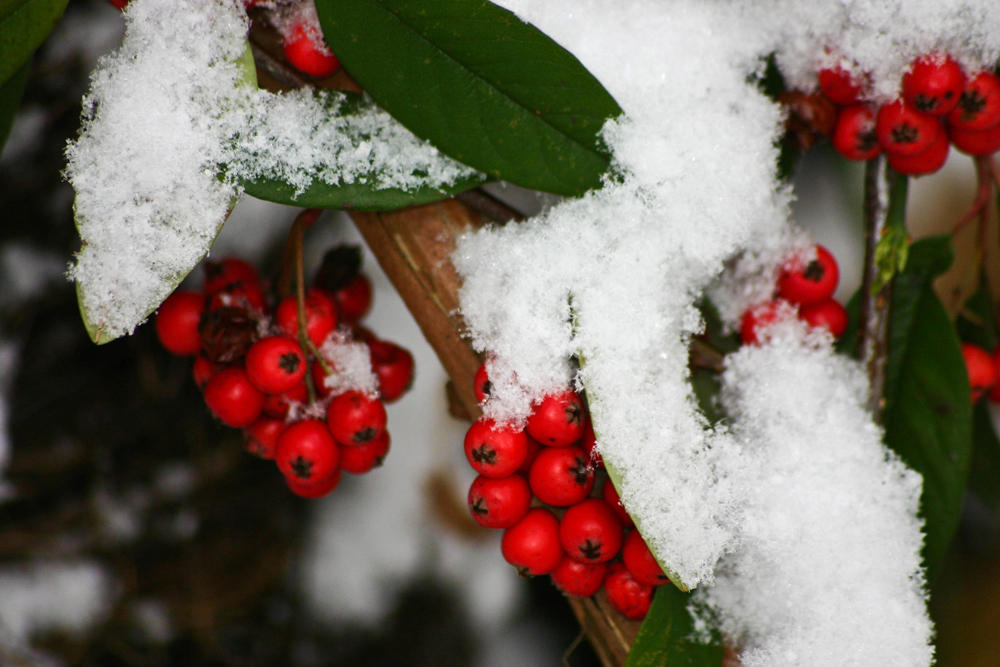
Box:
left=858, top=157, right=907, bottom=422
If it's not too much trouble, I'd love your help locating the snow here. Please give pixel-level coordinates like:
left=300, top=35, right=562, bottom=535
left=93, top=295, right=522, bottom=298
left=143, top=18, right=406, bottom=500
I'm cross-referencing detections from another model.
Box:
left=66, top=0, right=480, bottom=341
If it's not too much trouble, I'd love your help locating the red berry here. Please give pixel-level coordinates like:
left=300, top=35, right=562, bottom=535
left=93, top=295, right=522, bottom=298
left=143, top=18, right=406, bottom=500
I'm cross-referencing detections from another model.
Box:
left=948, top=121, right=1000, bottom=156
left=500, top=508, right=564, bottom=576
left=621, top=530, right=669, bottom=587
left=818, top=65, right=863, bottom=105
left=947, top=71, right=1000, bottom=131
left=876, top=99, right=941, bottom=157
left=961, top=342, right=996, bottom=404
left=516, top=435, right=543, bottom=476
left=740, top=301, right=784, bottom=346
left=473, top=361, right=493, bottom=404
left=286, top=468, right=343, bottom=499
left=370, top=339, right=415, bottom=403
left=601, top=480, right=634, bottom=528
left=604, top=563, right=654, bottom=620
left=204, top=258, right=258, bottom=294
left=550, top=556, right=608, bottom=598
left=156, top=291, right=204, bottom=356
left=192, top=354, right=219, bottom=391
left=333, top=274, right=373, bottom=322
left=467, top=474, right=532, bottom=529
left=283, top=22, right=341, bottom=78
left=206, top=279, right=267, bottom=314
left=340, top=430, right=391, bottom=474
left=778, top=245, right=839, bottom=307
left=831, top=104, right=881, bottom=161
left=245, top=417, right=285, bottom=459
left=276, top=290, right=338, bottom=347
left=108, top=0, right=128, bottom=9
left=276, top=419, right=341, bottom=486
left=203, top=366, right=265, bottom=428
left=799, top=298, right=849, bottom=339
left=526, top=390, right=588, bottom=447
left=327, top=390, right=387, bottom=445
left=262, top=382, right=309, bottom=419
left=887, top=123, right=950, bottom=175
left=902, top=53, right=964, bottom=116
left=464, top=418, right=529, bottom=479
left=245, top=336, right=307, bottom=395
left=559, top=498, right=624, bottom=564
left=988, top=348, right=1000, bottom=403
left=528, top=445, right=594, bottom=507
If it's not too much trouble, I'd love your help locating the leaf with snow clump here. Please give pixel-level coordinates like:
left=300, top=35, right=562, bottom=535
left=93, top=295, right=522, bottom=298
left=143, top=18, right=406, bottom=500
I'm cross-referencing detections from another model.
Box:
left=0, top=58, right=29, bottom=156
left=314, top=0, right=622, bottom=197
left=0, top=0, right=68, bottom=86
left=235, top=90, right=488, bottom=210
left=626, top=583, right=723, bottom=667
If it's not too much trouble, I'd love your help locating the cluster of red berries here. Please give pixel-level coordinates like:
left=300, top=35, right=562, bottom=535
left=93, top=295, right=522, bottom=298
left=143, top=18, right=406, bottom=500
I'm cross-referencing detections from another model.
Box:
left=741, top=244, right=846, bottom=345
left=154, top=247, right=414, bottom=498
left=463, top=368, right=668, bottom=620
left=826, top=54, right=1000, bottom=174
left=960, top=342, right=1000, bottom=405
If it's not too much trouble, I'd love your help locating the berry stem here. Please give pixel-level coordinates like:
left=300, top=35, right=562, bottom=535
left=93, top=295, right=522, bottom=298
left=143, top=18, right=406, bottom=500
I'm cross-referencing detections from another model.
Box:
left=952, top=155, right=994, bottom=236
left=289, top=209, right=322, bottom=403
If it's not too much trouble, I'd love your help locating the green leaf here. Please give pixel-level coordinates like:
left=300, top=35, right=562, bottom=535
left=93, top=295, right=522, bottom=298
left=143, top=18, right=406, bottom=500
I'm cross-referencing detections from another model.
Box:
left=969, top=401, right=1000, bottom=512
left=955, top=286, right=997, bottom=352
left=0, top=57, right=29, bottom=157
left=880, top=235, right=971, bottom=582
left=626, top=584, right=723, bottom=667
left=314, top=0, right=622, bottom=197
left=0, top=0, right=69, bottom=87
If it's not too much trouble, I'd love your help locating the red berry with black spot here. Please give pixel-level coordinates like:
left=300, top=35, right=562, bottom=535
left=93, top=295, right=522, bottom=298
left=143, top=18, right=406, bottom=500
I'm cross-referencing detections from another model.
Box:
left=286, top=468, right=343, bottom=499
left=831, top=104, right=881, bottom=161
left=818, top=65, right=863, bottom=106
left=604, top=563, right=654, bottom=620
left=875, top=99, right=941, bottom=157
left=370, top=339, right=414, bottom=403
left=276, top=290, right=338, bottom=347
left=500, top=508, right=564, bottom=576
left=947, top=71, right=1000, bottom=131
left=340, top=430, right=391, bottom=474
left=204, top=258, right=259, bottom=295
left=961, top=342, right=996, bottom=404
left=949, top=121, right=1000, bottom=156
left=527, top=390, right=588, bottom=447
left=467, top=474, right=532, bottom=529
left=559, top=498, right=624, bottom=564
left=464, top=418, right=528, bottom=479
left=528, top=445, right=594, bottom=507
left=203, top=366, right=266, bottom=428
left=474, top=361, right=493, bottom=404
left=245, top=417, right=285, bottom=459
left=902, top=53, right=964, bottom=116
left=622, top=530, right=670, bottom=587
left=988, top=348, right=1000, bottom=403
left=283, top=22, right=341, bottom=78
left=333, top=274, right=373, bottom=323
left=887, top=123, right=950, bottom=175
left=262, top=382, right=309, bottom=419
left=799, top=298, right=849, bottom=339
left=156, top=291, right=205, bottom=356
left=602, top=480, right=635, bottom=528
left=778, top=245, right=839, bottom=307
left=550, top=556, right=608, bottom=598
left=276, top=419, right=340, bottom=486
left=327, top=390, right=387, bottom=446
left=245, top=336, right=307, bottom=395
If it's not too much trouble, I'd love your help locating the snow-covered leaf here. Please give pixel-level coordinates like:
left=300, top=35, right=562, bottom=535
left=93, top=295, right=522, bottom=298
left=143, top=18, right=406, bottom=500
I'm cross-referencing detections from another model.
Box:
left=626, top=584, right=723, bottom=667
left=0, top=58, right=29, bottom=156
left=314, top=0, right=621, bottom=197
left=0, top=0, right=68, bottom=86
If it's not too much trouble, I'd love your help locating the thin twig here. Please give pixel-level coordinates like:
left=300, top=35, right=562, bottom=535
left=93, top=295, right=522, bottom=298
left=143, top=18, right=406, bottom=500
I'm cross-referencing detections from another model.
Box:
left=858, top=155, right=896, bottom=422
left=290, top=209, right=322, bottom=404
left=952, top=155, right=994, bottom=236
left=562, top=631, right=586, bottom=667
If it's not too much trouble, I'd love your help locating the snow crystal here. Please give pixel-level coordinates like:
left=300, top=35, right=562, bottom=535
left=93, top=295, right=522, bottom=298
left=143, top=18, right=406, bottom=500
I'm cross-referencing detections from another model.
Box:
left=693, top=328, right=932, bottom=667
left=0, top=561, right=113, bottom=643
left=316, top=331, right=379, bottom=397
left=66, top=0, right=479, bottom=341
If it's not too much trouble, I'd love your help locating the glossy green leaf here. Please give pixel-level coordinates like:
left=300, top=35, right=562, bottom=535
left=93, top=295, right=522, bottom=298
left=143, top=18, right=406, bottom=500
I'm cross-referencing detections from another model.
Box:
left=314, top=0, right=622, bottom=196
left=0, top=0, right=69, bottom=86
left=880, top=235, right=971, bottom=582
left=0, top=57, right=29, bottom=157
left=626, top=584, right=723, bottom=667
